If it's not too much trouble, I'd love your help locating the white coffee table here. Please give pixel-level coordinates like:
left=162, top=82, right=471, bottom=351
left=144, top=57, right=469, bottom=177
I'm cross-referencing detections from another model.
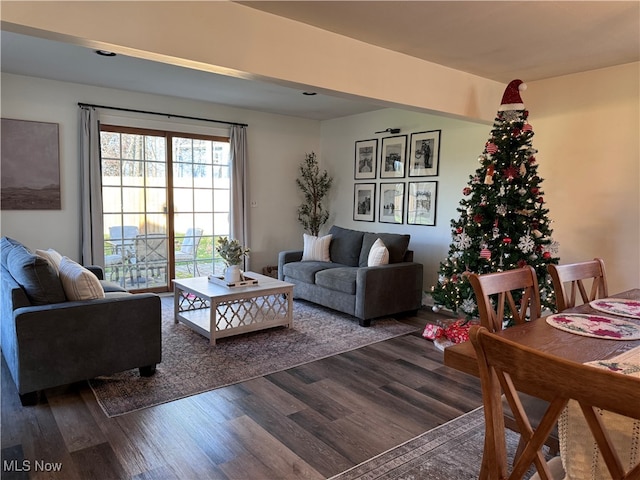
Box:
left=173, top=272, right=294, bottom=345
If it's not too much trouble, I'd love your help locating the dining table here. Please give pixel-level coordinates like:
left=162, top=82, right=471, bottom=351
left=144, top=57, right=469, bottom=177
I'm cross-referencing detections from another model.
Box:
left=444, top=288, right=640, bottom=379
left=443, top=288, right=640, bottom=478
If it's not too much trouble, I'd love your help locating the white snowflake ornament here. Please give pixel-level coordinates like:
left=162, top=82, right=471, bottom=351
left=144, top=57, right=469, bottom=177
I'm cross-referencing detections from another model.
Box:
left=461, top=298, right=477, bottom=314
left=518, top=234, right=535, bottom=253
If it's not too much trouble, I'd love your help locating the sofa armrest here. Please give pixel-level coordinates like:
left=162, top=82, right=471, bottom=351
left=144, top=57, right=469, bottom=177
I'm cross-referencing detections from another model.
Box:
left=355, top=262, right=423, bottom=320
left=278, top=250, right=303, bottom=280
left=9, top=294, right=161, bottom=394
left=85, top=265, right=104, bottom=280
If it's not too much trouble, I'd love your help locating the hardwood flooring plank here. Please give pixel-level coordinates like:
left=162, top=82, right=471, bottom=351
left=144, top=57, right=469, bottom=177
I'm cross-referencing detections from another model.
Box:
left=224, top=415, right=323, bottom=480
left=237, top=376, right=308, bottom=416
left=47, top=386, right=107, bottom=452
left=308, top=377, right=440, bottom=437
left=234, top=388, right=351, bottom=476
left=69, top=442, right=127, bottom=480
left=265, top=370, right=355, bottom=422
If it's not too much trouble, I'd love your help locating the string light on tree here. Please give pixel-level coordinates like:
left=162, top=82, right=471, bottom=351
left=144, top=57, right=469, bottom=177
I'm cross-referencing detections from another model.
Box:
left=431, top=79, right=560, bottom=323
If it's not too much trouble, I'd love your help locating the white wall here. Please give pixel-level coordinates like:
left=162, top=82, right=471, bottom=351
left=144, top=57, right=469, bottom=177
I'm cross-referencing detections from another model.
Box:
left=528, top=63, right=640, bottom=294
left=320, top=109, right=488, bottom=291
left=0, top=73, right=320, bottom=272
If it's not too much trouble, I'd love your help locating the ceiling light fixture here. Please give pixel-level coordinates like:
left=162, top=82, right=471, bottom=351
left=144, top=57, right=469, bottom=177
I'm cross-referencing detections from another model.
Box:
left=375, top=128, right=401, bottom=134
left=302, top=91, right=317, bottom=96
left=95, top=50, right=116, bottom=57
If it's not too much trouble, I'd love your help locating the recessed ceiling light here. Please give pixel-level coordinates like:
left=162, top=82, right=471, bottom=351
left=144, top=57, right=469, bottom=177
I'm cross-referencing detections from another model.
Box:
left=302, top=92, right=317, bottom=96
left=95, top=50, right=116, bottom=57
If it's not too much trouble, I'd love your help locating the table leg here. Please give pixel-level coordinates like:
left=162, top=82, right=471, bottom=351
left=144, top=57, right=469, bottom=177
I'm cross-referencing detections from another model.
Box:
left=173, top=285, right=180, bottom=324
left=210, top=299, right=218, bottom=346
left=286, top=289, right=293, bottom=327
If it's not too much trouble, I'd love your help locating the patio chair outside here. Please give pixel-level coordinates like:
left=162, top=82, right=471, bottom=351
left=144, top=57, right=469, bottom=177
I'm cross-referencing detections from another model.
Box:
left=175, top=227, right=203, bottom=276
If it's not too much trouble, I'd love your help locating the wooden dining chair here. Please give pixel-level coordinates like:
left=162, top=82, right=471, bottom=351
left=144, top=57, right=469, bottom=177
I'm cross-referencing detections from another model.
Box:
left=467, top=266, right=560, bottom=462
left=470, top=325, right=640, bottom=480
left=548, top=258, right=608, bottom=312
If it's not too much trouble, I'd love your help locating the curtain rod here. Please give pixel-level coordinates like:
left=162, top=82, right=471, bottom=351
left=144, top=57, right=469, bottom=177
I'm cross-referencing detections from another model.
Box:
left=77, top=102, right=248, bottom=127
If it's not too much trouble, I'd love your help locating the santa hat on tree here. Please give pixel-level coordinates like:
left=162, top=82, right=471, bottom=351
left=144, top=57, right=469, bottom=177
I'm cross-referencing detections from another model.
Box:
left=498, top=79, right=527, bottom=111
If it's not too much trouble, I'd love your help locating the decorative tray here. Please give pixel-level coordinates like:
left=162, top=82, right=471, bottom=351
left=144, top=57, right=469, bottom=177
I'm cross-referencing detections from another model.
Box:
left=208, top=275, right=258, bottom=288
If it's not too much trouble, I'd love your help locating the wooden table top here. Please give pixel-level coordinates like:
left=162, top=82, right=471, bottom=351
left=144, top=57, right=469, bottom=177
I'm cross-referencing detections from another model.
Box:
left=443, top=288, right=640, bottom=378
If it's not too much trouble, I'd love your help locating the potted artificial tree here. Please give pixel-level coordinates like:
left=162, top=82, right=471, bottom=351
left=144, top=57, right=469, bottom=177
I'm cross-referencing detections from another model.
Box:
left=296, top=152, right=333, bottom=236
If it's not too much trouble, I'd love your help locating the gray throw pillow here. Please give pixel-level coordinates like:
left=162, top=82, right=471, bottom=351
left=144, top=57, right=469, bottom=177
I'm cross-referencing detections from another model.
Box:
left=7, top=245, right=67, bottom=305
left=359, top=232, right=410, bottom=266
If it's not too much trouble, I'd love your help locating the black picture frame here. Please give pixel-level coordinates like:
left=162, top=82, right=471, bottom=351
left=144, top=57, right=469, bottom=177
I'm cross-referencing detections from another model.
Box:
left=407, top=181, right=438, bottom=226
left=378, top=182, right=405, bottom=224
left=353, top=183, right=376, bottom=222
left=379, top=135, right=407, bottom=178
left=409, top=130, right=441, bottom=177
left=354, top=138, right=377, bottom=179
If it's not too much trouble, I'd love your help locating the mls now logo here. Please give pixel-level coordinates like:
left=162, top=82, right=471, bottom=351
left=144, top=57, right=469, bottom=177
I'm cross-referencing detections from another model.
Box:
left=3, top=459, right=63, bottom=472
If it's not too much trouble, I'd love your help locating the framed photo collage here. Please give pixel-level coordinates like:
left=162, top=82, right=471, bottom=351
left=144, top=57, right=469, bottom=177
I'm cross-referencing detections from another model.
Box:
left=353, top=130, right=440, bottom=226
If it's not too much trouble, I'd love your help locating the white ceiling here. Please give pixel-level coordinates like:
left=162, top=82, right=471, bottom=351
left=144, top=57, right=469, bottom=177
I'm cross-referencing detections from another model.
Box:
left=2, top=1, right=638, bottom=121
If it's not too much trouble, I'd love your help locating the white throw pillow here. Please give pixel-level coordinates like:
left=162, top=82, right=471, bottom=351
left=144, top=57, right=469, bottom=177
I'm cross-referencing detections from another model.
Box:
left=367, top=238, right=389, bottom=267
left=58, top=256, right=105, bottom=301
left=35, top=248, right=63, bottom=273
left=302, top=234, right=332, bottom=262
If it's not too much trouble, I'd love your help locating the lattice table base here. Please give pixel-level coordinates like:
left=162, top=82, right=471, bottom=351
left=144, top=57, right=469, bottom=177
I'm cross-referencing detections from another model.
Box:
left=173, top=274, right=294, bottom=345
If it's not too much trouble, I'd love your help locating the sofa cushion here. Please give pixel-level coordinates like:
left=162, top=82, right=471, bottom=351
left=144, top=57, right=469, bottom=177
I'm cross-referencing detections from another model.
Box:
left=283, top=261, right=341, bottom=284
left=359, top=232, right=410, bottom=266
left=302, top=233, right=332, bottom=262
left=59, top=257, right=106, bottom=301
left=315, top=267, right=358, bottom=295
left=1, top=236, right=23, bottom=269
left=328, top=226, right=365, bottom=267
left=35, top=248, right=63, bottom=273
left=7, top=244, right=67, bottom=305
left=367, top=238, right=390, bottom=267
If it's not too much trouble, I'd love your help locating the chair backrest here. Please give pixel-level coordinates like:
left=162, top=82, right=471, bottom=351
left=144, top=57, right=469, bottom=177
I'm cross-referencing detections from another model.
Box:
left=109, top=225, right=139, bottom=242
left=135, top=233, right=167, bottom=263
left=178, top=228, right=203, bottom=256
left=470, top=325, right=640, bottom=480
left=468, top=266, right=541, bottom=332
left=547, top=258, right=608, bottom=312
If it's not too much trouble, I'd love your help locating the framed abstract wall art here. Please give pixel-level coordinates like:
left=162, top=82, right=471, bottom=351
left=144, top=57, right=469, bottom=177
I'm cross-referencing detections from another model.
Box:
left=407, top=181, right=438, bottom=226
left=354, top=138, right=377, bottom=179
left=379, top=135, right=407, bottom=179
left=353, top=183, right=376, bottom=222
left=409, top=130, right=441, bottom=177
left=1, top=118, right=60, bottom=210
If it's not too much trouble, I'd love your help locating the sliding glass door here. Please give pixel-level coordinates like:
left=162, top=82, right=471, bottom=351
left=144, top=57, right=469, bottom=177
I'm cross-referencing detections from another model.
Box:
left=100, top=126, right=230, bottom=292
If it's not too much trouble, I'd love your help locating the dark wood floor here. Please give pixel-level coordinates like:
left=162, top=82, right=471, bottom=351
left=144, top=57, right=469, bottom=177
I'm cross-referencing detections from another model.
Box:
left=1, top=307, right=482, bottom=480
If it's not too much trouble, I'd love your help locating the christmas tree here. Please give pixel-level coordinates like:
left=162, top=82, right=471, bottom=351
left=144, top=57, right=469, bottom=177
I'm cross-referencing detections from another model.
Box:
left=431, top=80, right=559, bottom=323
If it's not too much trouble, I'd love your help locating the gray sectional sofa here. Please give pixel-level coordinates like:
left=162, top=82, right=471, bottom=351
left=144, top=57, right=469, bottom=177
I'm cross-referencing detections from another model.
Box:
left=0, top=236, right=162, bottom=405
left=278, top=225, right=423, bottom=326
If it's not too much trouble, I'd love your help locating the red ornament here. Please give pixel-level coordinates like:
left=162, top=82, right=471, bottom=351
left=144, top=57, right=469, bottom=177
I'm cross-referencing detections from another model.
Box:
left=463, top=187, right=472, bottom=195
left=473, top=214, right=483, bottom=223
left=512, top=128, right=521, bottom=136
left=503, top=166, right=519, bottom=181
left=530, top=187, right=539, bottom=195
left=528, top=156, right=536, bottom=164
left=486, top=143, right=498, bottom=154
left=480, top=248, right=491, bottom=260
left=517, top=259, right=528, bottom=268
left=503, top=237, right=512, bottom=244
left=543, top=252, right=552, bottom=259
left=537, top=196, right=545, bottom=204
left=523, top=123, right=533, bottom=132
left=456, top=227, right=463, bottom=234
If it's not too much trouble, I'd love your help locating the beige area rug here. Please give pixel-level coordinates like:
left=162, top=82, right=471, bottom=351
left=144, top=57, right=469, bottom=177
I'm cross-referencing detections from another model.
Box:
left=330, top=407, right=544, bottom=480
left=89, top=297, right=418, bottom=417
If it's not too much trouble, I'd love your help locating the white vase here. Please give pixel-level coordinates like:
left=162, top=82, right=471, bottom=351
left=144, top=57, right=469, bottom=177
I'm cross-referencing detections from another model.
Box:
left=224, top=264, right=242, bottom=284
